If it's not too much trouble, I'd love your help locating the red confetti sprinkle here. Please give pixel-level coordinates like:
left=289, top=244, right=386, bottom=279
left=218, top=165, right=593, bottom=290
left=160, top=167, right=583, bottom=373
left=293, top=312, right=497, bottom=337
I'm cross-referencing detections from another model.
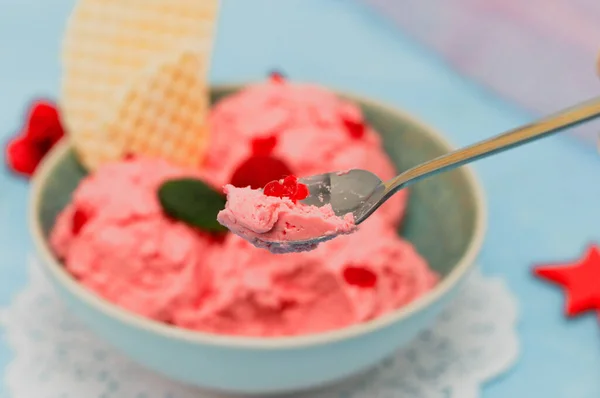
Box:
left=5, top=100, right=65, bottom=178
left=533, top=244, right=600, bottom=318
left=343, top=118, right=366, bottom=140
left=269, top=70, right=286, bottom=83
left=263, top=175, right=309, bottom=203
left=229, top=155, right=293, bottom=189
left=71, top=208, right=89, bottom=235
left=251, top=135, right=278, bottom=156
left=343, top=265, right=378, bottom=288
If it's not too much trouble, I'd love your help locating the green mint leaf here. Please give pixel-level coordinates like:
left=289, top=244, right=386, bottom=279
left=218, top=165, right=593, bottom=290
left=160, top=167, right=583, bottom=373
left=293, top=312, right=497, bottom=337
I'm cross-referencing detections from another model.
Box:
left=158, top=178, right=228, bottom=233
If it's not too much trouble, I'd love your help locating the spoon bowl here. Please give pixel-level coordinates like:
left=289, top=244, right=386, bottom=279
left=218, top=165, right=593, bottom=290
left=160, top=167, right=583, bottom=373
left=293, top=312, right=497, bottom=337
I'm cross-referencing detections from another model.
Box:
left=299, top=169, right=384, bottom=221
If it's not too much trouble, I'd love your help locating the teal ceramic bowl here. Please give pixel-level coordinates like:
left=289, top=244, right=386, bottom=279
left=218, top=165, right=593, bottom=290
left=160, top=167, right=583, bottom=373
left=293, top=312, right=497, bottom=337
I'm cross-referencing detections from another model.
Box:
left=29, top=85, right=486, bottom=395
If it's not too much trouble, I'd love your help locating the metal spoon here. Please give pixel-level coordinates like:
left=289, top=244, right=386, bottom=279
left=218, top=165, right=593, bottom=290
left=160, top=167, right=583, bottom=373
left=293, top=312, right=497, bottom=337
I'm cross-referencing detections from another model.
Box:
left=266, top=96, right=600, bottom=251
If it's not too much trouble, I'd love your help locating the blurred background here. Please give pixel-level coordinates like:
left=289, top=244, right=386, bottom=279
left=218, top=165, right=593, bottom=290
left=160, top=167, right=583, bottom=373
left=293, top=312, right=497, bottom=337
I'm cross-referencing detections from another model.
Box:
left=368, top=0, right=600, bottom=147
left=0, top=0, right=599, bottom=397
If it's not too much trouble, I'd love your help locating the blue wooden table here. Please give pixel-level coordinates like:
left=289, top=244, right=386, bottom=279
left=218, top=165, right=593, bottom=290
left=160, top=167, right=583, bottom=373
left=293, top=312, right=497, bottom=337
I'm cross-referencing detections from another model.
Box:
left=1, top=1, right=599, bottom=397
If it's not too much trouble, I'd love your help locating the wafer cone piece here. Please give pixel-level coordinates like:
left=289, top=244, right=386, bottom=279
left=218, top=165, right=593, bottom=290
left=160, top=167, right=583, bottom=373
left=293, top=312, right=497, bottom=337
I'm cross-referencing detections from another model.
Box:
left=61, top=0, right=219, bottom=170
left=82, top=47, right=210, bottom=169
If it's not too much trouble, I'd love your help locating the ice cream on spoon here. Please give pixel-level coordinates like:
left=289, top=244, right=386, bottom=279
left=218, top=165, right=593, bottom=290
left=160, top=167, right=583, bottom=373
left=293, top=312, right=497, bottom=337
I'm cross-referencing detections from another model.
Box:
left=217, top=176, right=356, bottom=254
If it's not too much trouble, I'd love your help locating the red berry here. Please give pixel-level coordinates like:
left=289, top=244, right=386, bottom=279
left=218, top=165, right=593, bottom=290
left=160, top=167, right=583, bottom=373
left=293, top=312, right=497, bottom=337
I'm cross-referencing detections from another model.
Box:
left=280, top=175, right=297, bottom=197
left=264, top=180, right=284, bottom=197
left=295, top=183, right=309, bottom=201
left=251, top=135, right=278, bottom=156
left=343, top=265, right=378, bottom=288
left=229, top=155, right=293, bottom=189
left=281, top=185, right=296, bottom=199
left=263, top=175, right=309, bottom=203
left=72, top=208, right=89, bottom=235
left=123, top=152, right=135, bottom=160
left=282, top=175, right=297, bottom=185
left=343, top=119, right=365, bottom=140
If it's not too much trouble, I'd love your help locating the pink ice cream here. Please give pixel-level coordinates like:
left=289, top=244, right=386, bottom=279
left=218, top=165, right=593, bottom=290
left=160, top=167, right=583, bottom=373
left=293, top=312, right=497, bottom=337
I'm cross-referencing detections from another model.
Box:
left=50, top=158, right=215, bottom=320
left=217, top=184, right=356, bottom=253
left=50, top=79, right=438, bottom=337
left=174, top=218, right=436, bottom=337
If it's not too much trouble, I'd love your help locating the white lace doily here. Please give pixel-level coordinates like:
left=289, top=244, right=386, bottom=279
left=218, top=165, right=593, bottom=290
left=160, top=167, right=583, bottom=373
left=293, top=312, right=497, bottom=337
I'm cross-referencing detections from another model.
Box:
left=0, top=257, right=519, bottom=398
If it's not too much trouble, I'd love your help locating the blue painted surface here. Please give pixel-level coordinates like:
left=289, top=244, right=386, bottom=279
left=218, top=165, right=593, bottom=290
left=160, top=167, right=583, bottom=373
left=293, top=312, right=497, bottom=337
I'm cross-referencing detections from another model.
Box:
left=0, top=0, right=599, bottom=397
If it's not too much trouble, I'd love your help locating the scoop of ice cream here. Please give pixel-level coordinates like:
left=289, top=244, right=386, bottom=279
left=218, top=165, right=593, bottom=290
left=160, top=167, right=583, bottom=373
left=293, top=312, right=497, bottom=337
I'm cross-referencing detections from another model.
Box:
left=49, top=80, right=438, bottom=338
left=50, top=158, right=436, bottom=337
left=217, top=184, right=356, bottom=253
left=50, top=158, right=216, bottom=321
left=172, top=220, right=437, bottom=337
left=206, top=80, right=407, bottom=226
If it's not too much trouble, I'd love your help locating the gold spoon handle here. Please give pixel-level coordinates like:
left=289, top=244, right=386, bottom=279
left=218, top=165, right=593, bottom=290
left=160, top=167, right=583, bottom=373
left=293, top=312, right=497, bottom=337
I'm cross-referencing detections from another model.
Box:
left=386, top=96, right=600, bottom=192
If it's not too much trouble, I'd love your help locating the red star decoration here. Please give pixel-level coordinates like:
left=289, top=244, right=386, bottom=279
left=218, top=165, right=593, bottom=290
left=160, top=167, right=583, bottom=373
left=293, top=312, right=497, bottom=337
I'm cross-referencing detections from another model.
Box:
left=533, top=244, right=600, bottom=318
left=5, top=100, right=65, bottom=178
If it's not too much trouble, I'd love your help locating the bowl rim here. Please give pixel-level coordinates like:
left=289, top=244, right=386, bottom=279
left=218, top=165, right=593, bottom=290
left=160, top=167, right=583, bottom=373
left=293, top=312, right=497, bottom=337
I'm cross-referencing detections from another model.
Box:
left=29, top=83, right=487, bottom=349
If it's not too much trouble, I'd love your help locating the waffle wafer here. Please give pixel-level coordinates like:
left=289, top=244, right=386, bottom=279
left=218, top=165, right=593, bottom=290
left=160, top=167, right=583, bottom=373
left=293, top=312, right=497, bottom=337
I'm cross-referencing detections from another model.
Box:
left=89, top=47, right=210, bottom=169
left=61, top=0, right=219, bottom=169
